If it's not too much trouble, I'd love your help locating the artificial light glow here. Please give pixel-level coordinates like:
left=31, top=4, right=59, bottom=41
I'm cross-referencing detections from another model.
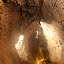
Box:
left=15, top=35, right=28, bottom=61
left=39, top=59, right=45, bottom=61
left=36, top=57, right=39, bottom=64
left=15, top=42, right=19, bottom=48
left=15, top=35, right=24, bottom=48
left=35, top=31, right=39, bottom=39
left=19, top=35, right=24, bottom=41
left=40, top=21, right=53, bottom=39
left=40, top=21, right=62, bottom=62
left=37, top=31, right=38, bottom=36
left=36, top=57, right=46, bottom=64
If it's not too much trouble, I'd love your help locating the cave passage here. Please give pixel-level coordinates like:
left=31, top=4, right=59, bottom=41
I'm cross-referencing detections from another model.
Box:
left=0, top=0, right=64, bottom=64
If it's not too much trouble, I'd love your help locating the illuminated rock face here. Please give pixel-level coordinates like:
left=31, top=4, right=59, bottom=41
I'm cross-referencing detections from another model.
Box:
left=40, top=21, right=63, bottom=63
left=0, top=0, right=25, bottom=64
left=15, top=35, right=28, bottom=61
left=0, top=0, right=64, bottom=64
left=42, top=0, right=64, bottom=63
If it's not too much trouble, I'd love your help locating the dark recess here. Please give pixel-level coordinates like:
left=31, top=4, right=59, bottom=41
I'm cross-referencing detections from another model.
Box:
left=3, top=0, right=6, bottom=2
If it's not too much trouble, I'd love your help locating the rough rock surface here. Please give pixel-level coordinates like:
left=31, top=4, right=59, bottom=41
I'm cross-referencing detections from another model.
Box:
left=0, top=0, right=29, bottom=64
left=41, top=0, right=64, bottom=64
left=0, top=0, right=64, bottom=64
left=42, top=0, right=64, bottom=22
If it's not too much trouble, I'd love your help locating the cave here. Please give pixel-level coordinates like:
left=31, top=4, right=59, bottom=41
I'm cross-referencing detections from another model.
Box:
left=0, top=0, right=64, bottom=64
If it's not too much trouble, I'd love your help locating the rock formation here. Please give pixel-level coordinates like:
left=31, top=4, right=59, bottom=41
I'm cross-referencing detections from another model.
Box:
left=0, top=0, right=64, bottom=64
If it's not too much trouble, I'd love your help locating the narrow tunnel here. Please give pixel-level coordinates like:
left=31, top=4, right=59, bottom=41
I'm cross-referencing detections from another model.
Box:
left=0, top=0, right=64, bottom=64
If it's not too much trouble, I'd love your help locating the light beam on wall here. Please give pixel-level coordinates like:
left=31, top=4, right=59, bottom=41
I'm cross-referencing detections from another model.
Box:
left=40, top=21, right=62, bottom=62
left=15, top=35, right=24, bottom=48
left=15, top=35, right=28, bottom=61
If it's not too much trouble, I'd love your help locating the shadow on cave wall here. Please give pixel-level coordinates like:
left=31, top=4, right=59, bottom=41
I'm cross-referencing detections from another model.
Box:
left=28, top=26, right=49, bottom=62
left=27, top=26, right=57, bottom=64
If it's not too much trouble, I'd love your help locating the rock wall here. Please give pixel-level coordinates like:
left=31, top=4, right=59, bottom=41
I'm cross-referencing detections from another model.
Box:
left=41, top=0, right=64, bottom=64
left=42, top=0, right=64, bottom=23
left=0, top=0, right=28, bottom=64
left=0, top=0, right=64, bottom=64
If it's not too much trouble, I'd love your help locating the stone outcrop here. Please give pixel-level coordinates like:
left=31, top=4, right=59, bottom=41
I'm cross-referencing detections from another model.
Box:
left=41, top=0, right=64, bottom=64
left=0, top=0, right=29, bottom=64
left=42, top=0, right=64, bottom=23
left=0, top=0, right=64, bottom=64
